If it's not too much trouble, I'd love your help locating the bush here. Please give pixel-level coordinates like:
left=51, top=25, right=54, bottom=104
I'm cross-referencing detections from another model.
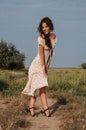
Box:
left=0, top=40, right=25, bottom=70
left=81, top=63, right=86, bottom=69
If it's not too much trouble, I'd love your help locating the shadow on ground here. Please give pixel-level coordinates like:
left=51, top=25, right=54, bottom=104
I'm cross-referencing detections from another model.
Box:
left=24, top=99, right=67, bottom=117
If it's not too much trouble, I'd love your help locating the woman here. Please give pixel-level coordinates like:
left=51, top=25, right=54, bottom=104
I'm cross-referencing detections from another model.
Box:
left=22, top=17, right=57, bottom=117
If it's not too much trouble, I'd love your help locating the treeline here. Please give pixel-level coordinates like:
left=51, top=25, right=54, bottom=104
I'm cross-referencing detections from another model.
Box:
left=0, top=40, right=25, bottom=70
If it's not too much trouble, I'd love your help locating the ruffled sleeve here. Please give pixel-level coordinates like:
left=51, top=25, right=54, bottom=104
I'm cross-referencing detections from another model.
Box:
left=51, top=37, right=58, bottom=49
left=38, top=36, right=45, bottom=47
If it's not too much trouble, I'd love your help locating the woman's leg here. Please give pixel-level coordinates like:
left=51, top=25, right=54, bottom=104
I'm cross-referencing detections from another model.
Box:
left=39, top=87, right=50, bottom=116
left=29, top=96, right=36, bottom=116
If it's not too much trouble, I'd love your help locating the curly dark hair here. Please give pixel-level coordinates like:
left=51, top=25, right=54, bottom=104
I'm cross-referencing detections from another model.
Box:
left=38, top=17, right=54, bottom=49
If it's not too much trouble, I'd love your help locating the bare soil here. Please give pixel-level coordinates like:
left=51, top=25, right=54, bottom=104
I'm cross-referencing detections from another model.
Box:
left=0, top=95, right=86, bottom=130
left=0, top=96, right=62, bottom=130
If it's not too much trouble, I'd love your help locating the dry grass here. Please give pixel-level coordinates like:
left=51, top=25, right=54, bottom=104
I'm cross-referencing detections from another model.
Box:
left=0, top=95, right=32, bottom=130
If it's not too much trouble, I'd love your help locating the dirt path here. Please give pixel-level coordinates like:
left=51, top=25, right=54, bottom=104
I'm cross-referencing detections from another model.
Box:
left=28, top=116, right=60, bottom=130
left=0, top=96, right=62, bottom=130
left=25, top=97, right=61, bottom=130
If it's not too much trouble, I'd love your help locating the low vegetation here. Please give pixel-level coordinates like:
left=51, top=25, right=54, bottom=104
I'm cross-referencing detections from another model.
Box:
left=0, top=68, right=86, bottom=130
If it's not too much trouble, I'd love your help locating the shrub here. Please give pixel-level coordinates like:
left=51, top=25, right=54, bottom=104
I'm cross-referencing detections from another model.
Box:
left=81, top=63, right=86, bottom=69
left=0, top=40, right=25, bottom=69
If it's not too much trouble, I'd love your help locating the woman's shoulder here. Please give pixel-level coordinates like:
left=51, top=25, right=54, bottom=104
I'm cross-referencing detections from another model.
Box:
left=50, top=33, right=58, bottom=49
left=50, top=33, right=57, bottom=40
left=38, top=35, right=45, bottom=40
left=50, top=33, right=58, bottom=43
left=38, top=35, right=45, bottom=47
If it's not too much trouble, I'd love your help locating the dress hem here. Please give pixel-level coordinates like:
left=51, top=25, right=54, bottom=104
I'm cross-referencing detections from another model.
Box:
left=22, top=85, right=48, bottom=97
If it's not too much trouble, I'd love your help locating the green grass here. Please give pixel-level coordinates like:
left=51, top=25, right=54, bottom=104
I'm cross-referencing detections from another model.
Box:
left=48, top=68, right=86, bottom=97
left=0, top=68, right=86, bottom=97
left=0, top=69, right=27, bottom=96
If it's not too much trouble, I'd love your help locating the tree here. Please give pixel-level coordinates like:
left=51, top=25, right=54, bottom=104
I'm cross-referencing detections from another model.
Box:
left=0, top=40, right=25, bottom=69
left=0, top=41, right=9, bottom=68
left=81, top=63, right=86, bottom=69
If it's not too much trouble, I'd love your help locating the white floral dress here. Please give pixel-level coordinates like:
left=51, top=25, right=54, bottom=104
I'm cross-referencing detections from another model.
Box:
left=22, top=36, right=57, bottom=96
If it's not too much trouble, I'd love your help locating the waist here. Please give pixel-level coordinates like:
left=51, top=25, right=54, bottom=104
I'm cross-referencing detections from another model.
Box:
left=33, top=53, right=50, bottom=64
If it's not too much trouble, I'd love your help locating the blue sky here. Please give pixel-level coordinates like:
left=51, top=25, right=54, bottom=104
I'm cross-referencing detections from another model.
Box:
left=0, top=0, right=86, bottom=68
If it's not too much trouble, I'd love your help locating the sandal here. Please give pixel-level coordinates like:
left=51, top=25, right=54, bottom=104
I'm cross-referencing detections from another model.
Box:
left=41, top=107, right=51, bottom=117
left=25, top=107, right=35, bottom=117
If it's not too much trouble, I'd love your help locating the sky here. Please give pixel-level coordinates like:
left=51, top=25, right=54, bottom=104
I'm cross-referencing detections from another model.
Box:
left=0, top=0, right=86, bottom=68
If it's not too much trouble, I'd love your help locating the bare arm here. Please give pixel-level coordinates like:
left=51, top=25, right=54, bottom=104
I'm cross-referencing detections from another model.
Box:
left=38, top=45, right=45, bottom=65
left=47, top=50, right=53, bottom=68
left=39, top=44, right=47, bottom=75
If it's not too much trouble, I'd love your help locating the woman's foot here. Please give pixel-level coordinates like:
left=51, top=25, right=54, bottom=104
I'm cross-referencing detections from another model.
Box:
left=25, top=107, right=35, bottom=117
left=41, top=107, right=51, bottom=117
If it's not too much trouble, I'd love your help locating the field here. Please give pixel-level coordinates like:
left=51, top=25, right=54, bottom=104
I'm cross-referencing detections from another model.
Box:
left=0, top=68, right=86, bottom=130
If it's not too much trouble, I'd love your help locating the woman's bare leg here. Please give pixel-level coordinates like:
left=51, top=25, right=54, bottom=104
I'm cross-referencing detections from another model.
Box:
left=29, top=96, right=36, bottom=116
left=39, top=87, right=50, bottom=116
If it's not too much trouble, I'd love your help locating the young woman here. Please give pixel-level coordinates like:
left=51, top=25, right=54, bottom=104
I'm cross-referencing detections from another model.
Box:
left=22, top=17, right=58, bottom=117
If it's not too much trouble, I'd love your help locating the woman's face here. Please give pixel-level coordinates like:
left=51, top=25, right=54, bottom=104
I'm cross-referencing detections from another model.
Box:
left=41, top=22, right=50, bottom=35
